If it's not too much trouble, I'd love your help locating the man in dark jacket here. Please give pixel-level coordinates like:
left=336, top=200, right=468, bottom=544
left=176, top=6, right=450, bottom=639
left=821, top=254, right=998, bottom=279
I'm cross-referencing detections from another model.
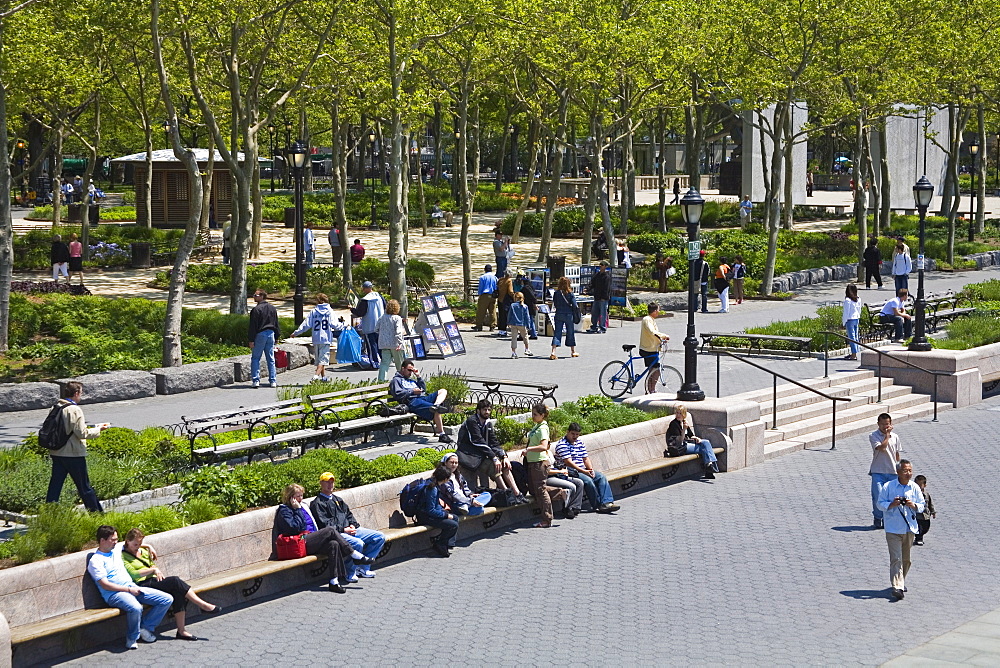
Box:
left=588, top=260, right=611, bottom=334
left=693, top=250, right=711, bottom=313
left=51, top=234, right=70, bottom=284
left=863, top=237, right=883, bottom=289
left=248, top=289, right=280, bottom=388
left=456, top=400, right=527, bottom=502
left=311, top=472, right=385, bottom=580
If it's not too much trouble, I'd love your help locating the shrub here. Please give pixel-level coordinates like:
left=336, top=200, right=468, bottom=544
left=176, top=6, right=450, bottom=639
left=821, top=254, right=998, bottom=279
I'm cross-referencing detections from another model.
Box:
left=426, top=371, right=469, bottom=404
left=496, top=416, right=529, bottom=449
left=180, top=497, right=226, bottom=524
left=933, top=313, right=1000, bottom=350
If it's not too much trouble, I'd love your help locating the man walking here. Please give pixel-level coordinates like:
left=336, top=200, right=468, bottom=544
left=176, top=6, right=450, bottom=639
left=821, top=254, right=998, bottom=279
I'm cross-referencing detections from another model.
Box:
left=693, top=250, right=710, bottom=313
left=303, top=221, right=316, bottom=268
left=472, top=264, right=498, bottom=331
left=328, top=225, right=343, bottom=266
left=588, top=260, right=611, bottom=334
left=493, top=231, right=509, bottom=276
left=869, top=412, right=902, bottom=529
left=351, top=281, right=386, bottom=367
left=45, top=382, right=108, bottom=512
left=290, top=293, right=344, bottom=381
left=311, top=472, right=386, bottom=580
left=248, top=289, right=280, bottom=388
left=877, top=459, right=924, bottom=600
left=739, top=195, right=753, bottom=227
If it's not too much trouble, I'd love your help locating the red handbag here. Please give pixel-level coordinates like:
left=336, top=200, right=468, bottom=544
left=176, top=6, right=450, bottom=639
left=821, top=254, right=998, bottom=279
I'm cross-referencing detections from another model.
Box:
left=275, top=349, right=289, bottom=369
left=275, top=533, right=307, bottom=560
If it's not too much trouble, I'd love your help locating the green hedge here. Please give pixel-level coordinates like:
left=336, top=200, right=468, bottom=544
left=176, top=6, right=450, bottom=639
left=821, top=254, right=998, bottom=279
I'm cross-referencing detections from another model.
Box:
left=14, top=225, right=184, bottom=270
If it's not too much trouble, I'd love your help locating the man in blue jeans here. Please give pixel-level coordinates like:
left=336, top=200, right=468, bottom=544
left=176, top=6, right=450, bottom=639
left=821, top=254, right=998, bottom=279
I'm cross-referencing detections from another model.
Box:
left=588, top=260, right=611, bottom=334
left=248, top=289, right=280, bottom=388
left=869, top=413, right=902, bottom=529
left=87, top=525, right=174, bottom=650
left=389, top=359, right=452, bottom=443
left=311, top=472, right=386, bottom=580
left=553, top=423, right=620, bottom=513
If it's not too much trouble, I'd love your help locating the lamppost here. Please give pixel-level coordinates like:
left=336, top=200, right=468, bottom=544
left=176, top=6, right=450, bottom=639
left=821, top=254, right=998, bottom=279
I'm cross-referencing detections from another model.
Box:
left=267, top=123, right=276, bottom=194
left=15, top=139, right=27, bottom=196
left=677, top=187, right=706, bottom=401
left=968, top=140, right=979, bottom=242
left=909, top=175, right=935, bottom=352
left=283, top=118, right=293, bottom=188
left=452, top=130, right=461, bottom=202
left=995, top=132, right=1000, bottom=195
left=286, top=140, right=307, bottom=323
left=369, top=130, right=377, bottom=228
left=161, top=119, right=171, bottom=149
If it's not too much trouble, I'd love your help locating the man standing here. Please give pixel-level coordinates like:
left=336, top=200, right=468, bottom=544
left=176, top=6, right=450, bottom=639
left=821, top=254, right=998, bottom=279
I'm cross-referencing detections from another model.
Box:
left=639, top=303, right=670, bottom=394
left=248, top=289, right=280, bottom=389
left=879, top=288, right=912, bottom=342
left=693, top=250, right=710, bottom=313
left=45, top=382, right=108, bottom=512
left=493, top=231, right=509, bottom=276
left=739, top=195, right=753, bottom=227
left=554, top=422, right=620, bottom=513
left=877, top=460, right=925, bottom=600
left=472, top=264, right=498, bottom=332
left=87, top=525, right=174, bottom=650
left=588, top=260, right=611, bottom=334
left=328, top=225, right=343, bottom=266
left=351, top=281, right=386, bottom=367
left=863, top=238, right=883, bottom=290
left=311, top=472, right=386, bottom=580
left=303, top=221, right=316, bottom=268
left=389, top=359, right=451, bottom=443
left=869, top=412, right=902, bottom=529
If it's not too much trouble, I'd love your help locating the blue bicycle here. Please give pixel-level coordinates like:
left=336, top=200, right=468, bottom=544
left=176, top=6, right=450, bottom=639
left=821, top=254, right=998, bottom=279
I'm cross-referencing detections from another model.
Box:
left=598, top=343, right=683, bottom=398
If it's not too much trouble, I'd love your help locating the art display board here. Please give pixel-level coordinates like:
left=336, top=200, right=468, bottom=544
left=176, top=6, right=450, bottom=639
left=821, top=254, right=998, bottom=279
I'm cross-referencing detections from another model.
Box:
left=413, top=293, right=465, bottom=358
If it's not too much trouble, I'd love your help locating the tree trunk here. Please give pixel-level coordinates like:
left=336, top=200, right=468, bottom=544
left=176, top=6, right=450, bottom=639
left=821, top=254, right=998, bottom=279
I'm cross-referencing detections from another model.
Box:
left=977, top=103, right=986, bottom=233
left=142, top=130, right=154, bottom=228
left=432, top=102, right=443, bottom=186
left=592, top=116, right=616, bottom=268
left=0, top=28, right=13, bottom=352
left=657, top=110, right=667, bottom=232
left=759, top=103, right=788, bottom=295
left=853, top=114, right=870, bottom=282
left=331, top=101, right=352, bottom=288
left=582, top=171, right=597, bottom=265
left=537, top=93, right=568, bottom=262
left=511, top=119, right=539, bottom=243
left=385, top=14, right=408, bottom=315
left=781, top=108, right=794, bottom=231
left=684, top=80, right=704, bottom=188
left=495, top=104, right=511, bottom=192
left=228, top=171, right=253, bottom=314
left=52, top=132, right=63, bottom=226
left=199, top=151, right=215, bottom=234
left=878, top=123, right=891, bottom=233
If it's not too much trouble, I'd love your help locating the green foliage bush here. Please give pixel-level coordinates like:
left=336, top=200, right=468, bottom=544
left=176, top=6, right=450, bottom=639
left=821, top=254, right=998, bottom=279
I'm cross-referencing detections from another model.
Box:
left=13, top=225, right=183, bottom=270
left=426, top=372, right=469, bottom=404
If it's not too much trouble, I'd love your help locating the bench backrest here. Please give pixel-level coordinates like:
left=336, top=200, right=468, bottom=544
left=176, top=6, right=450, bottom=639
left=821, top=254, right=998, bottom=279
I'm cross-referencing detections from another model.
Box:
left=0, top=416, right=675, bottom=629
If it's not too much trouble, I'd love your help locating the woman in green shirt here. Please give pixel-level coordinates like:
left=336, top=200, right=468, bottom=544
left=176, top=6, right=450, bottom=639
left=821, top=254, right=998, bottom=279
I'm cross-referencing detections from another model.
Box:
left=122, top=528, right=222, bottom=640
left=525, top=403, right=555, bottom=527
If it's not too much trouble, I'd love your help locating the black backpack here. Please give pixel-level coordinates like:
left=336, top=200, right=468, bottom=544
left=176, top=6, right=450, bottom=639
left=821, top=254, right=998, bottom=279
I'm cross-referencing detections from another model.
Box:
left=39, top=403, right=72, bottom=451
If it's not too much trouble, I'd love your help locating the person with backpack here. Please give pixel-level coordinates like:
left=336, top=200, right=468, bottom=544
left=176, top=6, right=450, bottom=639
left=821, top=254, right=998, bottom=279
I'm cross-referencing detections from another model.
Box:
left=290, top=293, right=345, bottom=381
left=455, top=399, right=527, bottom=504
left=438, top=454, right=491, bottom=516
left=44, top=382, right=108, bottom=512
left=416, top=466, right=459, bottom=557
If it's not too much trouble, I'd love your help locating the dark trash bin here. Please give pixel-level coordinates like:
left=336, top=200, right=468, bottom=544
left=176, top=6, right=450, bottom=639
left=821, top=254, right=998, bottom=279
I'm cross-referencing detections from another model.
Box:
left=131, top=242, right=152, bottom=269
left=88, top=204, right=100, bottom=226
left=67, top=203, right=83, bottom=223
left=546, top=255, right=566, bottom=281
left=284, top=207, right=297, bottom=229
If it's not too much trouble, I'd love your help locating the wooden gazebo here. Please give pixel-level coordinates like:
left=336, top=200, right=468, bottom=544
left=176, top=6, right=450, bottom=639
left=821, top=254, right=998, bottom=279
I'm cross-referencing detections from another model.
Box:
left=111, top=149, right=246, bottom=228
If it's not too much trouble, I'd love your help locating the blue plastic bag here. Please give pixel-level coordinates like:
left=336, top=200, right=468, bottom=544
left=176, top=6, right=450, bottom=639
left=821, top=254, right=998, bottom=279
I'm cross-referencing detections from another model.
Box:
left=336, top=327, right=363, bottom=364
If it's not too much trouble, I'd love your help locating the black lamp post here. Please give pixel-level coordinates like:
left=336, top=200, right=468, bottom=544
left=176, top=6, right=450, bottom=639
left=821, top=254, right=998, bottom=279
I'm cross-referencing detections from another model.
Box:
left=677, top=187, right=706, bottom=401
left=369, top=130, right=378, bottom=228
left=994, top=132, right=999, bottom=195
left=283, top=119, right=293, bottom=188
left=15, top=139, right=26, bottom=195
left=286, top=140, right=307, bottom=323
left=161, top=120, right=171, bottom=149
left=267, top=123, right=276, bottom=194
left=968, top=140, right=979, bottom=242
left=909, top=175, right=935, bottom=352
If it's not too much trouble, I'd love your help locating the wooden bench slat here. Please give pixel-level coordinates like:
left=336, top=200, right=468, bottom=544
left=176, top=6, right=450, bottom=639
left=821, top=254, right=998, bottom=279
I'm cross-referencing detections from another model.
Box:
left=10, top=609, right=120, bottom=644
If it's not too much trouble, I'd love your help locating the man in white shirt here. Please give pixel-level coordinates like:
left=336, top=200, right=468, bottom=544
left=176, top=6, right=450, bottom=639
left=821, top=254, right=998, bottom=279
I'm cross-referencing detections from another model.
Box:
left=877, top=460, right=925, bottom=600
left=87, top=525, right=174, bottom=649
left=879, top=288, right=912, bottom=342
left=869, top=412, right=902, bottom=529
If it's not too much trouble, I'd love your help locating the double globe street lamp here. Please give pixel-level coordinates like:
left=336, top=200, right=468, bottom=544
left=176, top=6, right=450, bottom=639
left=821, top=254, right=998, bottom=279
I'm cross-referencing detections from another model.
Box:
left=677, top=187, right=706, bottom=402
left=285, top=140, right=308, bottom=323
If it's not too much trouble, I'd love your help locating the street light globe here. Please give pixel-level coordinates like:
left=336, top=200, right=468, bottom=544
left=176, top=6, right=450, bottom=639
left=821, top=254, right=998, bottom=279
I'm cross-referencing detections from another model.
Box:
left=912, top=175, right=934, bottom=209
left=267, top=123, right=275, bottom=135
left=15, top=140, right=25, bottom=150
left=970, top=140, right=979, bottom=155
left=161, top=120, right=171, bottom=133
left=284, top=119, right=293, bottom=133
left=369, top=131, right=376, bottom=143
left=286, top=141, right=307, bottom=170
left=679, top=187, right=705, bottom=225
left=454, top=131, right=461, bottom=140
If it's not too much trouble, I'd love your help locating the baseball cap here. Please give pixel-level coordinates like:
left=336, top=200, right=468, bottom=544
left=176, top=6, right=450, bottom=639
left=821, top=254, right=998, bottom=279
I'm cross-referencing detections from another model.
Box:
left=599, top=260, right=608, bottom=266
left=699, top=250, right=707, bottom=256
left=319, top=472, right=336, bottom=482
left=362, top=281, right=373, bottom=289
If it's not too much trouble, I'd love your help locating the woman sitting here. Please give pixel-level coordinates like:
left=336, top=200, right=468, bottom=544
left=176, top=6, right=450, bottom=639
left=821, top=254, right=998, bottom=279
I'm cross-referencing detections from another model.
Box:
left=275, top=483, right=374, bottom=593
left=439, top=453, right=491, bottom=516
left=665, top=403, right=720, bottom=479
left=121, top=528, right=222, bottom=641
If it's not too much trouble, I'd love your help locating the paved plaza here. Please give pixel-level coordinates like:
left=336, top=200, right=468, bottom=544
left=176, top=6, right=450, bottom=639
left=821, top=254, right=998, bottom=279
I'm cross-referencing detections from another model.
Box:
left=50, top=390, right=1000, bottom=666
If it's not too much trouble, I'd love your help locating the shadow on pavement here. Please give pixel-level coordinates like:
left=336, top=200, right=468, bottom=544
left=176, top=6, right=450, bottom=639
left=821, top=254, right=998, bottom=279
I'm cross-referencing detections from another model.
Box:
left=840, top=589, right=896, bottom=601
left=831, top=525, right=880, bottom=532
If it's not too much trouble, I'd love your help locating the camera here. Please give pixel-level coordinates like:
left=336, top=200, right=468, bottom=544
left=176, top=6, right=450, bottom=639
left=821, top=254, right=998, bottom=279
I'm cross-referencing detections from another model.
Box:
left=895, top=497, right=908, bottom=506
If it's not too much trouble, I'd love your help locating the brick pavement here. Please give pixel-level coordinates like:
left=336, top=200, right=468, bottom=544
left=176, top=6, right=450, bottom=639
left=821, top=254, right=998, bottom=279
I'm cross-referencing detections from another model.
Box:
left=52, top=391, right=1000, bottom=666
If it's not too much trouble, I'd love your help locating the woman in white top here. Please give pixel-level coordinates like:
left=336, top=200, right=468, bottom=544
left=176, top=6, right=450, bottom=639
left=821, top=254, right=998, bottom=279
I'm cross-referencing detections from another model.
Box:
left=375, top=299, right=407, bottom=382
left=842, top=284, right=862, bottom=360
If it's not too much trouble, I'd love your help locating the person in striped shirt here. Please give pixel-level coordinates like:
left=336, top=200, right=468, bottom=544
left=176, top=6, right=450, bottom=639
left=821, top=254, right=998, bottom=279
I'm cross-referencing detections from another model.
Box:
left=553, top=423, right=620, bottom=514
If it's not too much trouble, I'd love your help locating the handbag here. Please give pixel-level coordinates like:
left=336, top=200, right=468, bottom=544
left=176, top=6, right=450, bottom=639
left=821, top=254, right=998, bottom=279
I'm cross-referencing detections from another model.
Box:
left=570, top=295, right=582, bottom=325
left=665, top=434, right=688, bottom=458
left=651, top=269, right=660, bottom=280
left=275, top=533, right=308, bottom=560
left=456, top=447, right=483, bottom=471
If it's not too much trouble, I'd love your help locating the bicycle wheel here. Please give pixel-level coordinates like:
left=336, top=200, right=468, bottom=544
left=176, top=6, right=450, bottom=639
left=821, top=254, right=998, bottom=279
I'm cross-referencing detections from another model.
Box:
left=598, top=361, right=633, bottom=398
left=657, top=364, right=684, bottom=393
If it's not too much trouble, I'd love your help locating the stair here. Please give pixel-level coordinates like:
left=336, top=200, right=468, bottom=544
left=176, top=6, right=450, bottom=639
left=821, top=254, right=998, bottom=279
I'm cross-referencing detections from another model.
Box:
left=728, top=370, right=951, bottom=461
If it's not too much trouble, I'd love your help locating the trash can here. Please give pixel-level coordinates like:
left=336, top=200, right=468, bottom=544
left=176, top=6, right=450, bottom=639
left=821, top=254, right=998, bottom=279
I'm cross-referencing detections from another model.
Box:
left=130, top=242, right=152, bottom=269
left=88, top=204, right=100, bottom=226
left=284, top=207, right=297, bottom=229
left=67, top=203, right=83, bottom=223
left=546, top=255, right=566, bottom=281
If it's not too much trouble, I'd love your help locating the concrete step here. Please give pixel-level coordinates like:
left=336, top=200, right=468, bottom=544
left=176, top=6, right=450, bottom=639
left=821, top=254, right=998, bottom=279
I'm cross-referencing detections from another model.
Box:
left=758, top=376, right=901, bottom=418
left=763, top=392, right=932, bottom=445
left=767, top=385, right=913, bottom=427
left=733, top=370, right=876, bottom=405
left=763, top=400, right=951, bottom=459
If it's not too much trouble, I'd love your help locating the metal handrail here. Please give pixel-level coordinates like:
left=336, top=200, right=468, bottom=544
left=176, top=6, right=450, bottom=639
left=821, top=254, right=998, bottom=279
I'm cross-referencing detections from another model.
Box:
left=820, top=331, right=945, bottom=422
left=717, top=351, right=850, bottom=450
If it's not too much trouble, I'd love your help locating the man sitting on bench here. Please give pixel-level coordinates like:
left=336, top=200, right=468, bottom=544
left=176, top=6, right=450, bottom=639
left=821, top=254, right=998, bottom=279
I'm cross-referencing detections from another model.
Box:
left=389, top=359, right=452, bottom=443
left=311, top=472, right=386, bottom=580
left=879, top=288, right=913, bottom=342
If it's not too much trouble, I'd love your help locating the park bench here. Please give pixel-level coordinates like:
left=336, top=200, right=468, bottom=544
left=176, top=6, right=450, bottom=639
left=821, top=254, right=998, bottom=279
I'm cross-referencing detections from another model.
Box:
left=461, top=376, right=560, bottom=409
left=699, top=332, right=814, bottom=358
left=861, top=303, right=897, bottom=341
left=150, top=230, right=220, bottom=266
left=2, top=415, right=726, bottom=666
left=922, top=292, right=975, bottom=332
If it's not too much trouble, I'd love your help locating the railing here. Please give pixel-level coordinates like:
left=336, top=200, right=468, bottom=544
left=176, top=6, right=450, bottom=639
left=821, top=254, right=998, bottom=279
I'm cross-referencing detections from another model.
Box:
left=715, top=350, right=850, bottom=450
left=820, top=331, right=946, bottom=422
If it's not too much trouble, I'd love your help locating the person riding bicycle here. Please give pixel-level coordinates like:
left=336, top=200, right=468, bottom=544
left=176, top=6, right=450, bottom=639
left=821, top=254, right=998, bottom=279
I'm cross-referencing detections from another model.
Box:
left=639, top=303, right=669, bottom=394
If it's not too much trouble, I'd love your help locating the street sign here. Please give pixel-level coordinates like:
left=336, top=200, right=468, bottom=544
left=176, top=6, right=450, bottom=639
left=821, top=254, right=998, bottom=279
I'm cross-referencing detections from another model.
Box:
left=687, top=241, right=701, bottom=260
left=916, top=254, right=925, bottom=270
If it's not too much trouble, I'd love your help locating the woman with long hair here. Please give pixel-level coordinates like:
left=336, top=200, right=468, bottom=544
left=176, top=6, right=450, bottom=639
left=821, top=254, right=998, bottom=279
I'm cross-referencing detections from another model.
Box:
left=842, top=284, right=862, bottom=361
left=550, top=276, right=578, bottom=360
left=665, top=404, right=719, bottom=480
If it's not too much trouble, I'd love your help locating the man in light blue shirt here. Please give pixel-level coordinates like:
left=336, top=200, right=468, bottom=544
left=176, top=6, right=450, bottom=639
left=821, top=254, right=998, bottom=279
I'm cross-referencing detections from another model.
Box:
left=877, top=459, right=925, bottom=600
left=473, top=264, right=498, bottom=331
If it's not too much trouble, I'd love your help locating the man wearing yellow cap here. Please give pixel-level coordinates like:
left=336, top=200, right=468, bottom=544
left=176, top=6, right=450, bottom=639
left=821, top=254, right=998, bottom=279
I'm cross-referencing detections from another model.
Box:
left=310, top=472, right=386, bottom=580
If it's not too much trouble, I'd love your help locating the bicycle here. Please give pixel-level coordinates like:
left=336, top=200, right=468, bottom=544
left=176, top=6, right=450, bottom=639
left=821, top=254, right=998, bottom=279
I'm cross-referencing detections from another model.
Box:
left=598, top=342, right=683, bottom=399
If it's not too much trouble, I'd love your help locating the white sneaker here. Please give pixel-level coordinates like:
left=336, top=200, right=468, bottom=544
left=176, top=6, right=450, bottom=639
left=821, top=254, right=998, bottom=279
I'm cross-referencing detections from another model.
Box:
left=346, top=572, right=359, bottom=583
left=251, top=380, right=260, bottom=388
left=524, top=350, right=534, bottom=356
left=511, top=352, right=518, bottom=358
left=139, top=628, right=157, bottom=643
left=357, top=570, right=376, bottom=578
left=269, top=381, right=277, bottom=388
left=312, top=375, right=321, bottom=381
left=126, top=641, right=138, bottom=650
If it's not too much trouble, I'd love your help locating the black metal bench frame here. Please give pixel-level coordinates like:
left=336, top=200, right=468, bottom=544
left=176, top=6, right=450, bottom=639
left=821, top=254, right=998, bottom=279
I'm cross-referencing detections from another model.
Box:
left=699, top=332, right=814, bottom=358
